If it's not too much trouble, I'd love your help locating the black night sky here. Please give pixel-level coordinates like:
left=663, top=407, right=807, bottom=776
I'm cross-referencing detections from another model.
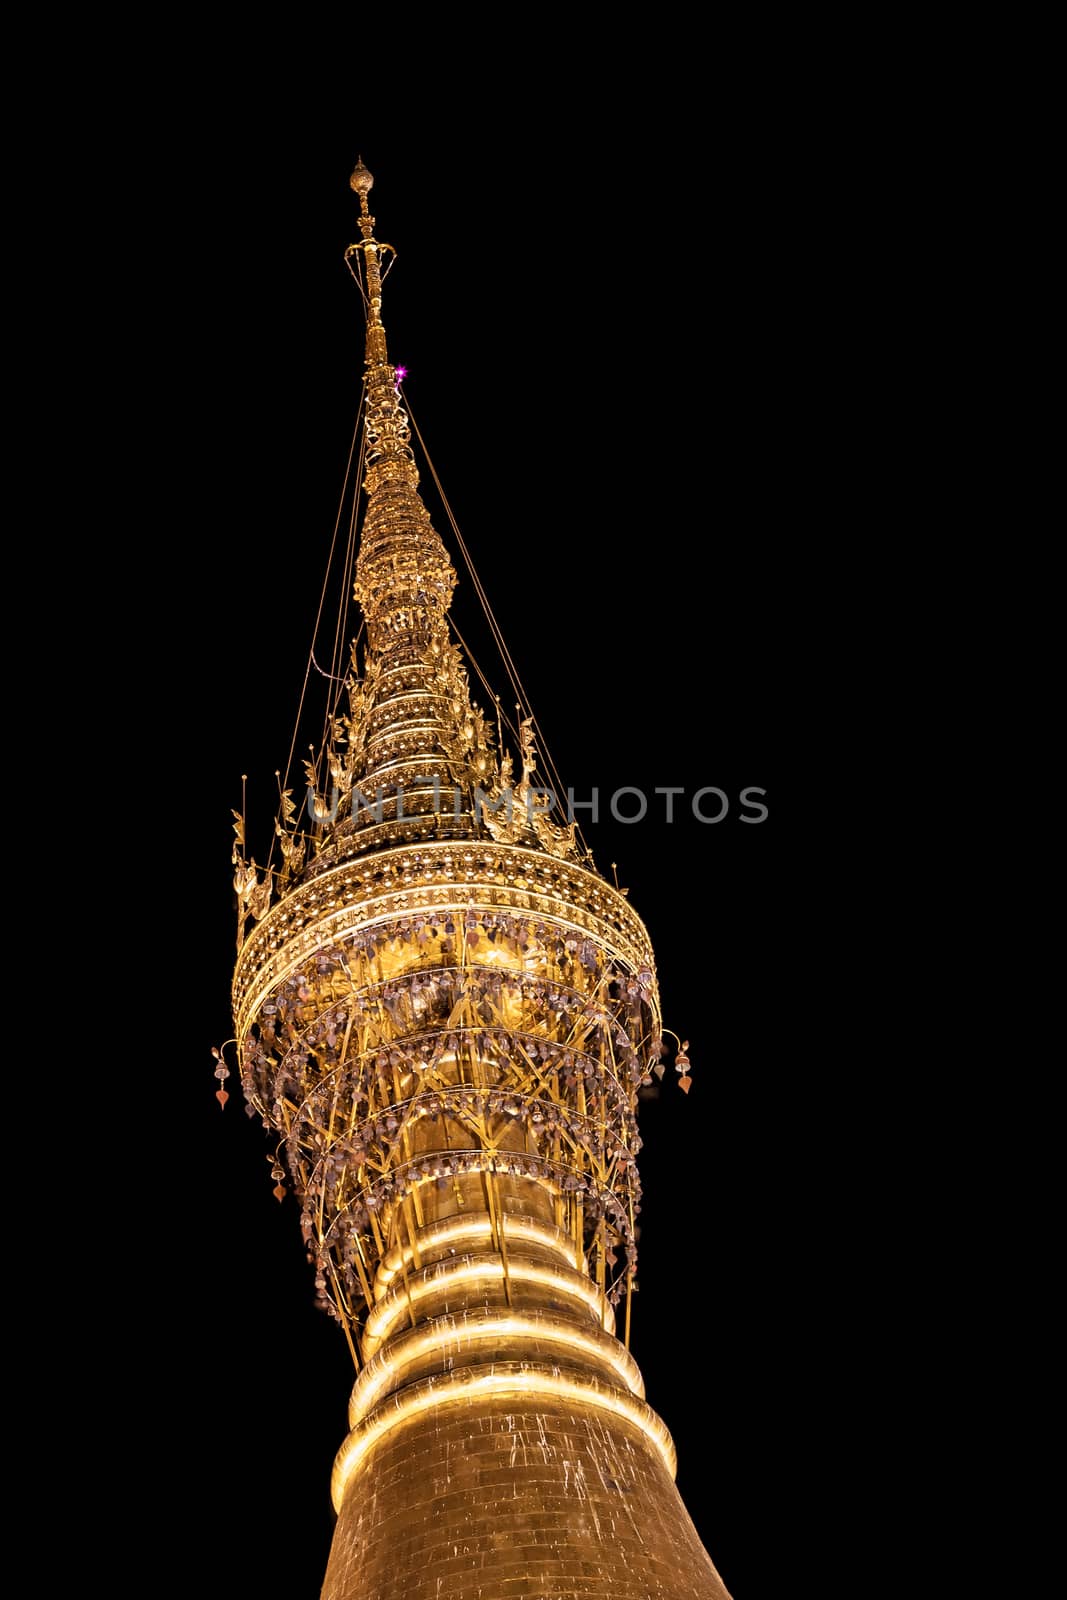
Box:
left=138, top=77, right=861, bottom=1600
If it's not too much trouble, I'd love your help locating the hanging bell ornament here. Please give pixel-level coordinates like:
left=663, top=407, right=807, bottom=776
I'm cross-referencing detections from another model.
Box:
left=213, top=1048, right=231, bottom=1109
left=674, top=1039, right=692, bottom=1093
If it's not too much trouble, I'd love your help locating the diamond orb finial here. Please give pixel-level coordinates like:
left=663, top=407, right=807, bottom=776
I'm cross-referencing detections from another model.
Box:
left=350, top=158, right=374, bottom=197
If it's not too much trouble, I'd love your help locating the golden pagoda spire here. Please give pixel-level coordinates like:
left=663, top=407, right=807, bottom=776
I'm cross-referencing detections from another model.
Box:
left=227, top=163, right=733, bottom=1600
left=275, top=158, right=506, bottom=874
left=276, top=157, right=580, bottom=881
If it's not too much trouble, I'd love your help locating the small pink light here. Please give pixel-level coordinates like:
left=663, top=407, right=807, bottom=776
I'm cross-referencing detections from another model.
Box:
left=394, top=364, right=408, bottom=386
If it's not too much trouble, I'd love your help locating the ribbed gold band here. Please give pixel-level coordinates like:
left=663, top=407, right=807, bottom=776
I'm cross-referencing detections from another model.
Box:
left=331, top=1360, right=678, bottom=1512
left=363, top=1251, right=614, bottom=1357
left=350, top=1308, right=645, bottom=1426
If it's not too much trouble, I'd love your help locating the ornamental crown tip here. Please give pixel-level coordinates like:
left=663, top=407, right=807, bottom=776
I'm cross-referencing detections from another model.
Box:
left=350, top=158, right=374, bottom=196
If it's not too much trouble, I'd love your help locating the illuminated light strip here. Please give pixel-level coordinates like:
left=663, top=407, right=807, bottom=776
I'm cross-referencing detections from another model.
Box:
left=233, top=868, right=656, bottom=1027
left=362, top=1256, right=614, bottom=1357
left=331, top=1361, right=677, bottom=1511
left=236, top=898, right=657, bottom=1033
left=237, top=859, right=648, bottom=946
left=365, top=723, right=461, bottom=749
left=349, top=1310, right=644, bottom=1426
left=249, top=882, right=651, bottom=962
left=375, top=1213, right=584, bottom=1288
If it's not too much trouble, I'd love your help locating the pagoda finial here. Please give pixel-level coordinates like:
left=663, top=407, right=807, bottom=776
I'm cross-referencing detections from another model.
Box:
left=350, top=156, right=373, bottom=209
left=331, top=161, right=497, bottom=857
left=346, top=158, right=390, bottom=366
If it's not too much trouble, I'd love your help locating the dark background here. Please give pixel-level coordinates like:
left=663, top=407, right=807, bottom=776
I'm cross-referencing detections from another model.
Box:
left=121, top=72, right=868, bottom=1599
